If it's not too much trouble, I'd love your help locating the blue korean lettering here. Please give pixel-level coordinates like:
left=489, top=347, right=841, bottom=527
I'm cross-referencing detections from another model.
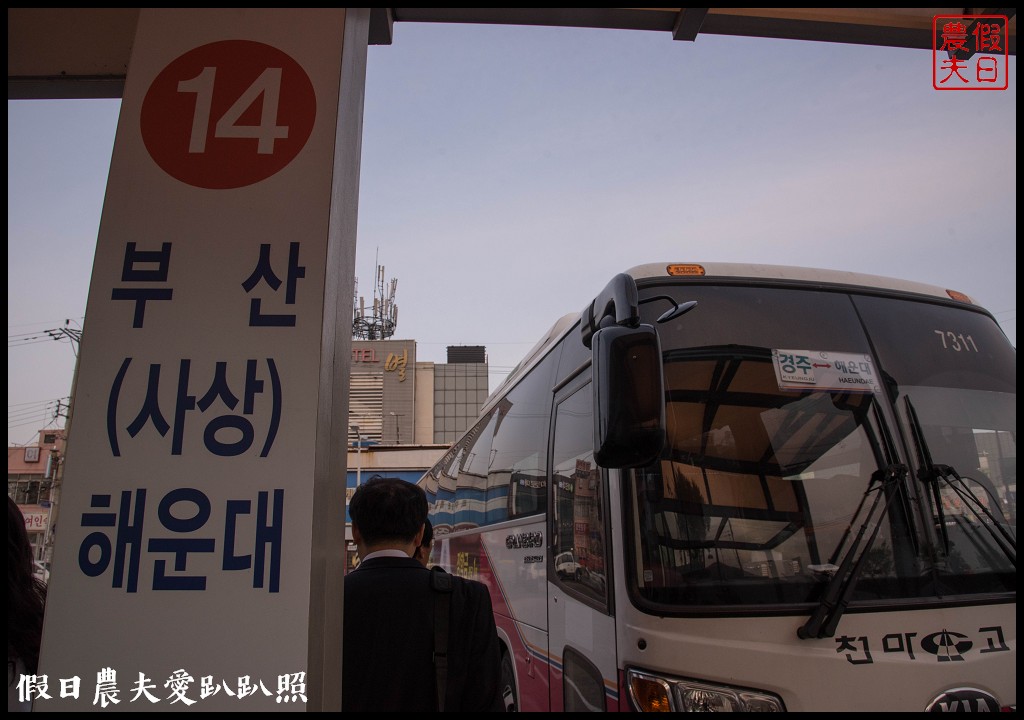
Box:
left=78, top=490, right=146, bottom=592
left=223, top=489, right=284, bottom=592
left=76, top=488, right=287, bottom=593
left=198, top=360, right=261, bottom=457
left=126, top=363, right=172, bottom=441
left=147, top=488, right=215, bottom=591
left=172, top=359, right=198, bottom=455
left=111, top=242, right=173, bottom=328
left=111, top=359, right=195, bottom=456
left=242, top=242, right=306, bottom=327
left=194, top=358, right=282, bottom=457
left=108, top=358, right=282, bottom=458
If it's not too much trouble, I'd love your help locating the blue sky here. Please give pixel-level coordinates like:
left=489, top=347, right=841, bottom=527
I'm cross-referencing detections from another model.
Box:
left=7, top=21, right=1017, bottom=446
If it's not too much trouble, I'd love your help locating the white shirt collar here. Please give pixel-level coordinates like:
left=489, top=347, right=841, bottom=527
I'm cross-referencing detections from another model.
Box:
left=361, top=548, right=411, bottom=562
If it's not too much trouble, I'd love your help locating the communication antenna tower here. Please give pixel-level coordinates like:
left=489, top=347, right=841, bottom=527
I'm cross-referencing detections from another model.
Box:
left=352, top=260, right=398, bottom=340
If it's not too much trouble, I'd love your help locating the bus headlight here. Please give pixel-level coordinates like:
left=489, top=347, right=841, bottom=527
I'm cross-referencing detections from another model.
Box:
left=626, top=669, right=785, bottom=712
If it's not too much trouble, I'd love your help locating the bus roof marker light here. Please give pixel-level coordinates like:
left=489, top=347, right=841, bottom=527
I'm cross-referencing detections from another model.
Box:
left=666, top=264, right=705, bottom=276
left=946, top=289, right=973, bottom=304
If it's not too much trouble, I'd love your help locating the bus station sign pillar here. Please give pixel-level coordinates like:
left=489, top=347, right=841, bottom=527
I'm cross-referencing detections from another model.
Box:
left=36, top=8, right=367, bottom=711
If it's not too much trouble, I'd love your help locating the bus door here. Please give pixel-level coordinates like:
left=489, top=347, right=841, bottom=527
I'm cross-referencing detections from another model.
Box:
left=548, top=378, right=618, bottom=711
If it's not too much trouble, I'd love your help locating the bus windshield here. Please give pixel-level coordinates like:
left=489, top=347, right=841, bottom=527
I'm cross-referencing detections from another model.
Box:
left=629, top=284, right=1016, bottom=610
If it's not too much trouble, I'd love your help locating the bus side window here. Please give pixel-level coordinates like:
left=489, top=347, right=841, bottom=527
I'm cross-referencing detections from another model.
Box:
left=490, top=352, right=555, bottom=519
left=552, top=383, right=610, bottom=606
left=454, top=411, right=497, bottom=531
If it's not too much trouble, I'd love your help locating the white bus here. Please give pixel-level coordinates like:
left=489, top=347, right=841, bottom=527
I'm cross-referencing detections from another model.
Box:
left=419, top=262, right=1015, bottom=712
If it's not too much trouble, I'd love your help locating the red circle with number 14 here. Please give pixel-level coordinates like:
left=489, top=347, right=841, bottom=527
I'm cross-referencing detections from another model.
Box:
left=141, top=40, right=316, bottom=189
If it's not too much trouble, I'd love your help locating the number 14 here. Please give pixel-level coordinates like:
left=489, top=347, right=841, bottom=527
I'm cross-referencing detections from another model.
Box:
left=178, top=67, right=289, bottom=154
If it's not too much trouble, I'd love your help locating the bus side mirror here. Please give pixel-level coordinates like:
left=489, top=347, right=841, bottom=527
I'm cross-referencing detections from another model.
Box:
left=592, top=324, right=665, bottom=468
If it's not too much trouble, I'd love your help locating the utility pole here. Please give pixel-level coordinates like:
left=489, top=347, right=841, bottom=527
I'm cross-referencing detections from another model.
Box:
left=389, top=412, right=404, bottom=444
left=351, top=425, right=364, bottom=488
left=43, top=320, right=82, bottom=572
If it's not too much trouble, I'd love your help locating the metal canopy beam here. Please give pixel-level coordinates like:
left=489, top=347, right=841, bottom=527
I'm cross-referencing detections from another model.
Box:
left=8, top=7, right=1017, bottom=100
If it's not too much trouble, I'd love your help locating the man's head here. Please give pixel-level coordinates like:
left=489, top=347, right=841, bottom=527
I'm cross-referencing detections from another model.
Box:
left=413, top=518, right=434, bottom=566
left=349, top=477, right=427, bottom=555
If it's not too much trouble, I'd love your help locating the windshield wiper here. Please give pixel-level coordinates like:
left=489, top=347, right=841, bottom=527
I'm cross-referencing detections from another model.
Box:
left=903, top=395, right=951, bottom=554
left=904, top=396, right=1016, bottom=568
left=798, top=463, right=908, bottom=640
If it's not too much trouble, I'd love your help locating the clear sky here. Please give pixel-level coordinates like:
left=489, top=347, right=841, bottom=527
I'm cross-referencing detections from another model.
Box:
left=7, top=21, right=1017, bottom=447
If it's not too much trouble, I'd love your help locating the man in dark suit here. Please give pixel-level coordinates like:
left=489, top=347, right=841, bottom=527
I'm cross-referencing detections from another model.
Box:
left=342, top=477, right=504, bottom=712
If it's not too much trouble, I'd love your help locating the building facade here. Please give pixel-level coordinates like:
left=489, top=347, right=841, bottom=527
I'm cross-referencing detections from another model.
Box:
left=347, top=340, right=489, bottom=446
left=7, top=429, right=65, bottom=568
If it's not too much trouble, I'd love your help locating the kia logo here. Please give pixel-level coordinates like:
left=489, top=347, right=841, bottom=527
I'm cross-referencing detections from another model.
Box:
left=926, top=688, right=1000, bottom=712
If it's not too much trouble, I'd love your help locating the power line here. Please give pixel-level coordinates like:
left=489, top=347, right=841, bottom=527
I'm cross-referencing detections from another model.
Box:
left=8, top=398, right=65, bottom=408
left=7, top=316, right=84, bottom=331
left=8, top=335, right=57, bottom=348
left=7, top=397, right=68, bottom=430
left=8, top=324, right=83, bottom=357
